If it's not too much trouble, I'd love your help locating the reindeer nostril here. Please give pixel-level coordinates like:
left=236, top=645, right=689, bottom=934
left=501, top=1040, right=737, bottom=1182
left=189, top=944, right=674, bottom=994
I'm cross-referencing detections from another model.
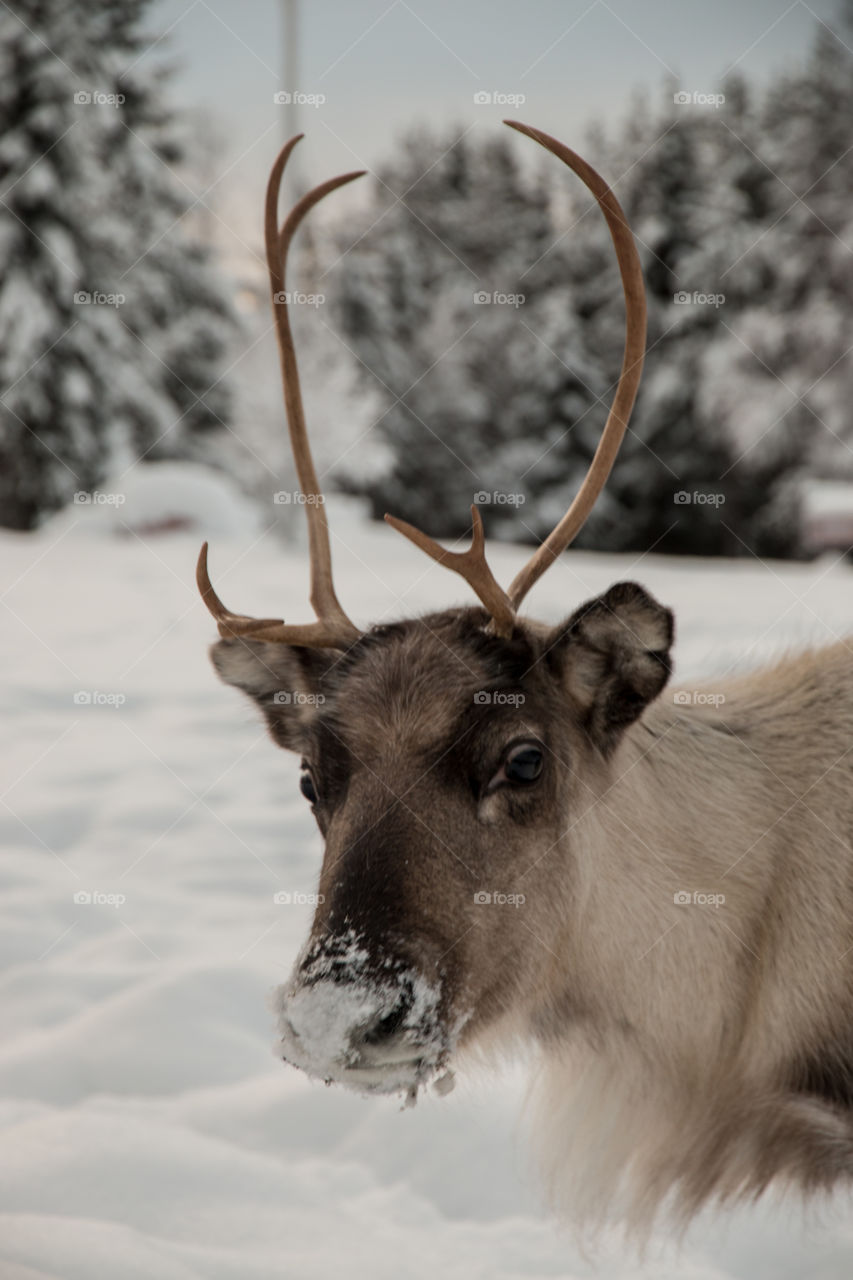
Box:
left=360, top=995, right=411, bottom=1047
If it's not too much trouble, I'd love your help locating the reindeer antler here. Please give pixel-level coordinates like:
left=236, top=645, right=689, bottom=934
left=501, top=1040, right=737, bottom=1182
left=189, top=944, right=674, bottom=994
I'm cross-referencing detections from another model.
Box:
left=385, top=120, right=647, bottom=624
left=199, top=125, right=645, bottom=649
left=503, top=122, right=647, bottom=609
left=197, top=136, right=364, bottom=650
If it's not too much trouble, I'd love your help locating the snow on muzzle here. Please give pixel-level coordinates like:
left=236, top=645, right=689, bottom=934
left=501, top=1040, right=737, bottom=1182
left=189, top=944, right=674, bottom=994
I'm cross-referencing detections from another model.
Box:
left=272, top=932, right=458, bottom=1104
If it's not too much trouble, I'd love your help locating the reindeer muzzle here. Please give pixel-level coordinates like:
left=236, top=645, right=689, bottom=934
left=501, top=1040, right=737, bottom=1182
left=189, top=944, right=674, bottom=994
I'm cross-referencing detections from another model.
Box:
left=273, top=937, right=455, bottom=1102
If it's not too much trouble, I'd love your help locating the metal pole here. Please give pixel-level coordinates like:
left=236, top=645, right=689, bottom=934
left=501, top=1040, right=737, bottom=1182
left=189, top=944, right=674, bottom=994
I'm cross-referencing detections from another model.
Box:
left=282, top=0, right=300, bottom=208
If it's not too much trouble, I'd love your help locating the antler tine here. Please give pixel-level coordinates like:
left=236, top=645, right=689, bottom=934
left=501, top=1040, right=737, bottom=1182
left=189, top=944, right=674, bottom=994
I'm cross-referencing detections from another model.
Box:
left=197, top=543, right=359, bottom=647
left=384, top=506, right=515, bottom=639
left=502, top=120, right=647, bottom=612
left=266, top=136, right=365, bottom=641
left=196, top=541, right=282, bottom=635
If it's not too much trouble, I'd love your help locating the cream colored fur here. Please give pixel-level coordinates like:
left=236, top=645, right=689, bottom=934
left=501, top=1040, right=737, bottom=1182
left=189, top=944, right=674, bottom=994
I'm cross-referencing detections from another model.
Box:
left=525, top=641, right=853, bottom=1232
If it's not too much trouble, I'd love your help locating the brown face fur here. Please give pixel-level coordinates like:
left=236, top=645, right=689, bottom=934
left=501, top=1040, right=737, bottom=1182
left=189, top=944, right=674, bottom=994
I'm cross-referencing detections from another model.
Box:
left=211, top=581, right=673, bottom=1078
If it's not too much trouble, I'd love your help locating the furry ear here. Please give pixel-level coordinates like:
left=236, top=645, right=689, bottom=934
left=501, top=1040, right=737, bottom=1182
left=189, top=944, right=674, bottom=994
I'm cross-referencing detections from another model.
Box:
left=547, top=581, right=673, bottom=756
left=210, top=638, right=337, bottom=752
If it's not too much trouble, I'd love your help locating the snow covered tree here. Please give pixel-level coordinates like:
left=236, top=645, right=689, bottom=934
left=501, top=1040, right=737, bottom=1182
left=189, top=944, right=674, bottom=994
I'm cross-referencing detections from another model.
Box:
left=333, top=126, right=561, bottom=539
left=573, top=83, right=803, bottom=557
left=333, top=109, right=804, bottom=557
left=0, top=0, right=235, bottom=530
left=747, top=20, right=853, bottom=476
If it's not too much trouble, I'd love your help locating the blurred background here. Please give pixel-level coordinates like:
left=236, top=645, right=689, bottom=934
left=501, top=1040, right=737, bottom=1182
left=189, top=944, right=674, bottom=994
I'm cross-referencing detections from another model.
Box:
left=3, top=0, right=852, bottom=559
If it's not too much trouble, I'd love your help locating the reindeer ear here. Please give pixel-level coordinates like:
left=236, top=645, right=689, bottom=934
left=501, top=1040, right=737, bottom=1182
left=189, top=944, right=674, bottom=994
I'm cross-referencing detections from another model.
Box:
left=210, top=639, right=336, bottom=752
left=547, top=581, right=673, bottom=756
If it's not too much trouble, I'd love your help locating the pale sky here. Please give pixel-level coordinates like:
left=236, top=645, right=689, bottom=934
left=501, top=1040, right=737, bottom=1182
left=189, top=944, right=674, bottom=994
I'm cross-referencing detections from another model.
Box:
left=145, top=0, right=841, bottom=272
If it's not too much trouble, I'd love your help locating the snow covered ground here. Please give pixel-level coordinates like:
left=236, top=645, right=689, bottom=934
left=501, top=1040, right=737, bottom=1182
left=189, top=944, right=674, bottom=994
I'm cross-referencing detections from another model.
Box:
left=4, top=487, right=853, bottom=1279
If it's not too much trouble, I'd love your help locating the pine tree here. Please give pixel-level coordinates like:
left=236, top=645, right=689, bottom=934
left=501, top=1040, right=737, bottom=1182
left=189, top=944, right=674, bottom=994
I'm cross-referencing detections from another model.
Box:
left=333, top=111, right=804, bottom=557
left=578, top=86, right=802, bottom=557
left=334, top=126, right=560, bottom=538
left=756, top=21, right=853, bottom=474
left=0, top=0, right=235, bottom=529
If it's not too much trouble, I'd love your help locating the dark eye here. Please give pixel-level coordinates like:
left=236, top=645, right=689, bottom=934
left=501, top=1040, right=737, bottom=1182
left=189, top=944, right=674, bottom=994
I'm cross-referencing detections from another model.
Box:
left=299, top=770, right=318, bottom=804
left=505, top=744, right=543, bottom=782
left=489, top=741, right=544, bottom=791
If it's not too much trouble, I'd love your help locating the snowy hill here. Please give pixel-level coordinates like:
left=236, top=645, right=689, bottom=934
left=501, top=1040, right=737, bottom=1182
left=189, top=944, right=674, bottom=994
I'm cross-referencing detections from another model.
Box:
left=3, top=505, right=853, bottom=1278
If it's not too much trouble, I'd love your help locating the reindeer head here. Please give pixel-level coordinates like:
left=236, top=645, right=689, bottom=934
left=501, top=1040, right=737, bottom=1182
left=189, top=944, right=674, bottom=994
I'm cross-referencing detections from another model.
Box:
left=199, top=123, right=670, bottom=1100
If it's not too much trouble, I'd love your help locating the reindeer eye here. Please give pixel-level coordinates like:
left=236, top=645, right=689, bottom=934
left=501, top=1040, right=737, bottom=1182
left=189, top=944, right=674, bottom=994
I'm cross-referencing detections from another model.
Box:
left=489, top=741, right=544, bottom=791
left=299, top=770, right=318, bottom=804
left=505, top=744, right=543, bottom=782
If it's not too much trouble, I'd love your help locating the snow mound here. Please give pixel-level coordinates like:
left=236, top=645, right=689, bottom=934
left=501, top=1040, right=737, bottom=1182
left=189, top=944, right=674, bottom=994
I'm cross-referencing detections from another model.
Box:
left=46, top=461, right=263, bottom=539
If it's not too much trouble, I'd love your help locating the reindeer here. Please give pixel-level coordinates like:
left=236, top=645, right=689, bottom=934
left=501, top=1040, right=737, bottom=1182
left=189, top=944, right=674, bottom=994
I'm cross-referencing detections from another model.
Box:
left=198, top=122, right=853, bottom=1233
